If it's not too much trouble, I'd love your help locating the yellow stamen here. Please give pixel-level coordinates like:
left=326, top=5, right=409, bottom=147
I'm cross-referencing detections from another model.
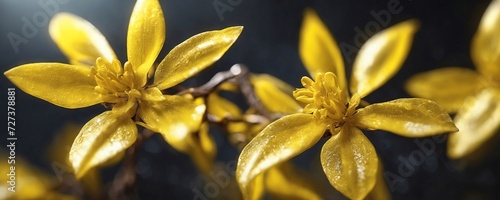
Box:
left=92, top=57, right=144, bottom=104
left=293, top=72, right=359, bottom=134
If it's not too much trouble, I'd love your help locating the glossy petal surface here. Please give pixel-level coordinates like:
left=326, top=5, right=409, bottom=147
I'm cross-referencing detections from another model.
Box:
left=299, top=9, right=346, bottom=90
left=352, top=98, right=458, bottom=137
left=236, top=114, right=326, bottom=198
left=154, top=26, right=243, bottom=90
left=127, top=0, right=165, bottom=79
left=138, top=95, right=205, bottom=152
left=321, top=124, right=378, bottom=200
left=69, top=111, right=138, bottom=179
left=351, top=20, right=419, bottom=98
left=4, top=63, right=101, bottom=109
left=448, top=88, right=500, bottom=159
left=471, top=0, right=500, bottom=82
left=405, top=67, right=483, bottom=113
left=49, top=13, right=116, bottom=66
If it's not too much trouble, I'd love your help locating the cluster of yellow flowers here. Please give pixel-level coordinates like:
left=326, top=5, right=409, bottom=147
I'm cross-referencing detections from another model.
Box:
left=3, top=0, right=500, bottom=199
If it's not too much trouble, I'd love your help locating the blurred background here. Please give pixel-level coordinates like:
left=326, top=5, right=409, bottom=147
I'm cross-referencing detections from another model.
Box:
left=0, top=0, right=499, bottom=199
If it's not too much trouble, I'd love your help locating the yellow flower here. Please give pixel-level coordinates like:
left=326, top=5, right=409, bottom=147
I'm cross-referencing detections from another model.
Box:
left=236, top=9, right=457, bottom=200
left=4, top=0, right=242, bottom=178
left=208, top=73, right=322, bottom=199
left=405, top=0, right=500, bottom=159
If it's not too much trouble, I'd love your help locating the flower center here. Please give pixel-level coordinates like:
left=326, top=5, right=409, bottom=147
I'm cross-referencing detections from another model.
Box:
left=293, top=72, right=359, bottom=134
left=91, top=58, right=143, bottom=103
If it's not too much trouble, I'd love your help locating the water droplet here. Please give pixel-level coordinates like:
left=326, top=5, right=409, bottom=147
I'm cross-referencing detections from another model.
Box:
left=75, top=137, right=83, bottom=145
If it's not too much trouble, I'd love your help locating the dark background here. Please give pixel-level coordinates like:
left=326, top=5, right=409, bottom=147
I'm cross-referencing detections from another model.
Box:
left=1, top=0, right=499, bottom=199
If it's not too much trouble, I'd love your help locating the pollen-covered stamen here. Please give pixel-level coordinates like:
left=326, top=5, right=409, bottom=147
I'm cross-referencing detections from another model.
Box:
left=293, top=72, right=352, bottom=134
left=91, top=58, right=141, bottom=103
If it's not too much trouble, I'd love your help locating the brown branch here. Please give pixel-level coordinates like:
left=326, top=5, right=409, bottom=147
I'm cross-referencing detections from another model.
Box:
left=108, top=132, right=144, bottom=200
left=177, top=63, right=280, bottom=121
left=232, top=64, right=274, bottom=120
left=176, top=64, right=244, bottom=97
left=234, top=64, right=287, bottom=121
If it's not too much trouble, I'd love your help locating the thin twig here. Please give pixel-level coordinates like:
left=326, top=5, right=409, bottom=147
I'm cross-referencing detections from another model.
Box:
left=177, top=63, right=279, bottom=121
left=176, top=64, right=244, bottom=97
left=232, top=64, right=272, bottom=120
left=108, top=133, right=144, bottom=200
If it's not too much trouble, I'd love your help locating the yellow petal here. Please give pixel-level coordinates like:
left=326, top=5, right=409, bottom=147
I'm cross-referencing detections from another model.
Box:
left=69, top=111, right=138, bottom=179
left=49, top=13, right=116, bottom=66
left=366, top=161, right=391, bottom=200
left=265, top=162, right=322, bottom=200
left=127, top=0, right=165, bottom=80
left=405, top=67, right=483, bottom=113
left=246, top=173, right=266, bottom=200
left=251, top=74, right=296, bottom=94
left=448, top=88, right=500, bottom=159
left=236, top=113, right=326, bottom=198
left=47, top=124, right=104, bottom=198
left=320, top=124, right=378, bottom=200
left=350, top=20, right=419, bottom=98
left=153, top=26, right=243, bottom=90
left=218, top=81, right=240, bottom=92
left=138, top=95, right=205, bottom=152
left=186, top=122, right=217, bottom=174
left=141, top=87, right=166, bottom=102
left=299, top=8, right=347, bottom=90
left=4, top=63, right=101, bottom=109
left=47, top=123, right=82, bottom=169
left=471, top=0, right=500, bottom=82
left=207, top=93, right=242, bottom=122
left=251, top=74, right=302, bottom=114
left=352, top=98, right=458, bottom=137
left=0, top=155, right=77, bottom=200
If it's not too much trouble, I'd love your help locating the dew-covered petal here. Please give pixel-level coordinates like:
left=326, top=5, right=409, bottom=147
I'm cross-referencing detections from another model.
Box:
left=236, top=113, right=326, bottom=198
left=153, top=26, right=243, bottom=90
left=351, top=20, right=419, bottom=98
left=352, top=98, right=458, bottom=137
left=69, top=111, right=138, bottom=179
left=4, top=63, right=101, bottom=109
left=127, top=0, right=165, bottom=80
left=321, top=124, right=378, bottom=200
